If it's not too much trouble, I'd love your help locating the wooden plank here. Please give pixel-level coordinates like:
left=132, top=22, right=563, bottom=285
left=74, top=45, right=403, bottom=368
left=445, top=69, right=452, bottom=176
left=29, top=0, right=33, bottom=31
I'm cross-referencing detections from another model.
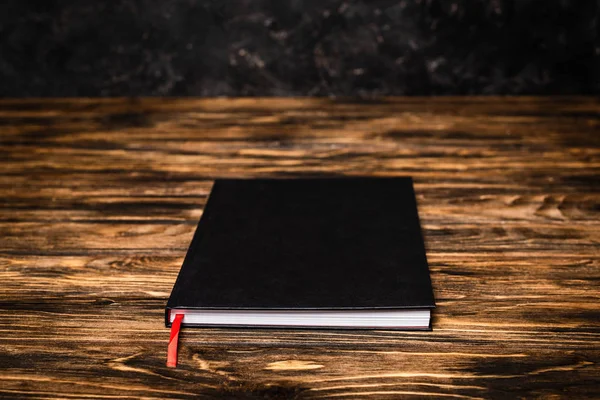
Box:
left=0, top=97, right=599, bottom=399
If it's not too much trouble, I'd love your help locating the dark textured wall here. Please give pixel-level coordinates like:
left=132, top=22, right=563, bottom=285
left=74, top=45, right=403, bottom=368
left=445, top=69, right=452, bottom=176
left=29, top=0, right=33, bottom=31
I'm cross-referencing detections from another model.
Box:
left=0, top=0, right=598, bottom=97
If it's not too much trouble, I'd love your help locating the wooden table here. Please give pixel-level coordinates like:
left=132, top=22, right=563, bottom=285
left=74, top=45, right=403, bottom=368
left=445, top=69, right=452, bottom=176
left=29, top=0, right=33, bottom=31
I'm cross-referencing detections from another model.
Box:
left=1, top=98, right=598, bottom=399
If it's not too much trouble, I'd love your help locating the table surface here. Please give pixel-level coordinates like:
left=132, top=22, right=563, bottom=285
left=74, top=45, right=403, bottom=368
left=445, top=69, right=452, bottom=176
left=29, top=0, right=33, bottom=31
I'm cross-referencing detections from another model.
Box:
left=1, top=97, right=598, bottom=399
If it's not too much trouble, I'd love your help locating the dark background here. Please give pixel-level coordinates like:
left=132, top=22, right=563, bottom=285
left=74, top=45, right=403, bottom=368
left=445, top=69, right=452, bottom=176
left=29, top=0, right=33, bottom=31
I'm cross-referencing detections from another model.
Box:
left=0, top=0, right=598, bottom=97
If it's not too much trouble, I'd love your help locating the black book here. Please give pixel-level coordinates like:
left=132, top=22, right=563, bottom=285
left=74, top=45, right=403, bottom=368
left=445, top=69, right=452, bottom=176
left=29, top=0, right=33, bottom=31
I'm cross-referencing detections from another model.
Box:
left=166, top=177, right=435, bottom=330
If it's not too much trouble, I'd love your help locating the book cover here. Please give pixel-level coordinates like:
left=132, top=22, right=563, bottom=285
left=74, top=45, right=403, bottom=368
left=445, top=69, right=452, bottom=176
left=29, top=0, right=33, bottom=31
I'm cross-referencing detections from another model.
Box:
left=166, top=177, right=435, bottom=330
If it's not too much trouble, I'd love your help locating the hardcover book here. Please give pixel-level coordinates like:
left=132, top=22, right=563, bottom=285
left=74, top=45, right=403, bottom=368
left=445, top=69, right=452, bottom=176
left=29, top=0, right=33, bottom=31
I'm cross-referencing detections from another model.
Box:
left=166, top=177, right=435, bottom=331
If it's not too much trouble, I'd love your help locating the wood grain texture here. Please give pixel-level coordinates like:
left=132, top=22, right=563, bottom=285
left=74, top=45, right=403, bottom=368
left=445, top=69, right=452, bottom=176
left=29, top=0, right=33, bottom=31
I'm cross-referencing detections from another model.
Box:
left=0, top=97, right=598, bottom=399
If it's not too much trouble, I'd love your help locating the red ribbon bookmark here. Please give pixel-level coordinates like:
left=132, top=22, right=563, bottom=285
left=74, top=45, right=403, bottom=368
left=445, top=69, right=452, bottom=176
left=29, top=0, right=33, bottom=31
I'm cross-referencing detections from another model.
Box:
left=167, top=314, right=184, bottom=368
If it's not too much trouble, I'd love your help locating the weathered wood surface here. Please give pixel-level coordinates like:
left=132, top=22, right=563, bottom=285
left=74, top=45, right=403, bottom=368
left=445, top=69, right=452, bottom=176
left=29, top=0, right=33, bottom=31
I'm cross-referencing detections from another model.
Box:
left=0, top=97, right=599, bottom=399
